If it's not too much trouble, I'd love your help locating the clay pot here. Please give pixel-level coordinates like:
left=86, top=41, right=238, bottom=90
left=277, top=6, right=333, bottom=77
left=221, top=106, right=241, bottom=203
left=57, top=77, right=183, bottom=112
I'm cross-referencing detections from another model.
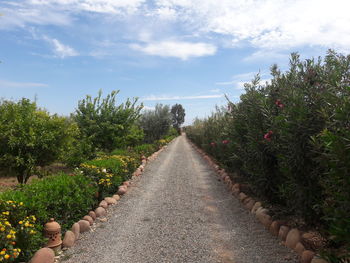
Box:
left=44, top=218, right=62, bottom=249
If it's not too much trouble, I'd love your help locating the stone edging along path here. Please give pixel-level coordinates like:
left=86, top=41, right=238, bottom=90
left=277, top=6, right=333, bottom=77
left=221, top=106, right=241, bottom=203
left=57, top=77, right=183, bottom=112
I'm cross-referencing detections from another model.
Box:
left=28, top=141, right=173, bottom=263
left=187, top=139, right=330, bottom=263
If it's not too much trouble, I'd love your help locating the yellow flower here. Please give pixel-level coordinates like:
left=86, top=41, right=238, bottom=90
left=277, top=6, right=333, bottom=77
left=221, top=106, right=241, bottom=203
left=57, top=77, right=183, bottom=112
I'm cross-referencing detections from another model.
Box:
left=18, top=221, right=23, bottom=225
left=6, top=234, right=12, bottom=239
left=24, top=222, right=30, bottom=227
left=19, top=202, right=23, bottom=206
left=30, top=230, right=36, bottom=234
left=4, top=255, right=9, bottom=260
left=0, top=251, right=5, bottom=255
left=0, top=227, right=5, bottom=232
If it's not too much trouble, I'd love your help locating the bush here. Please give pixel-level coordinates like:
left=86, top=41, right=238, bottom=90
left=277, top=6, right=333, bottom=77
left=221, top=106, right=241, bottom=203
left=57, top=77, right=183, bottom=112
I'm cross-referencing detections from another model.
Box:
left=81, top=155, right=139, bottom=198
left=0, top=173, right=97, bottom=232
left=113, top=125, right=144, bottom=149
left=132, top=144, right=157, bottom=157
left=313, top=52, right=350, bottom=258
left=74, top=90, right=143, bottom=152
left=0, top=200, right=44, bottom=262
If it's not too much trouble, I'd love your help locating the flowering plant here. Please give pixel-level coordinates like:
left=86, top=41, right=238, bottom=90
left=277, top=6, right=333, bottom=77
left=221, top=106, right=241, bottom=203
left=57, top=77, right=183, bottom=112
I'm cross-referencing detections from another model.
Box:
left=0, top=200, right=43, bottom=262
left=80, top=154, right=138, bottom=198
left=275, top=99, right=284, bottom=108
left=264, top=131, right=273, bottom=141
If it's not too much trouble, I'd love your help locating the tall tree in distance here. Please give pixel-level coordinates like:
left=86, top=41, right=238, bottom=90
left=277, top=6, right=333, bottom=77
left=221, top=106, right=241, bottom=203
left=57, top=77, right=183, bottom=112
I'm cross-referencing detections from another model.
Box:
left=171, top=104, right=185, bottom=133
left=140, top=104, right=172, bottom=143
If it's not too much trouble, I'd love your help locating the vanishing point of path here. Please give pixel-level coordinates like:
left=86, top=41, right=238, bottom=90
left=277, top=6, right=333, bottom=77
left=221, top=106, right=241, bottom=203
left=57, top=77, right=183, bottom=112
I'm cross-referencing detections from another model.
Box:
left=64, top=135, right=298, bottom=263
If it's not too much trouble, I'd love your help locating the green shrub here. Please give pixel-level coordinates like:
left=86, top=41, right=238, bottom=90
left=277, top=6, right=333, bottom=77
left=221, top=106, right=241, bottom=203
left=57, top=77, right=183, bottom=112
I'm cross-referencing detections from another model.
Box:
left=81, top=155, right=139, bottom=198
left=0, top=200, right=44, bottom=262
left=133, top=144, right=157, bottom=157
left=113, top=125, right=144, bottom=148
left=0, top=173, right=97, bottom=232
left=110, top=148, right=130, bottom=156
left=313, top=53, right=350, bottom=258
left=74, top=90, right=143, bottom=152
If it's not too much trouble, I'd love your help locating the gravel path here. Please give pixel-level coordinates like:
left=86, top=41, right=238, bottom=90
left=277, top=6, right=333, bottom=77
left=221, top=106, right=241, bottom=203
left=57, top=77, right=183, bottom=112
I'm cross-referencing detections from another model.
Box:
left=63, top=135, right=298, bottom=263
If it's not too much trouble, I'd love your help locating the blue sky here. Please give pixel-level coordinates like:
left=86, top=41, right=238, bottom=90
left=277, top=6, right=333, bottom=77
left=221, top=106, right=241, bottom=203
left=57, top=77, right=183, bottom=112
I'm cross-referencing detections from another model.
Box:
left=1, top=0, right=349, bottom=124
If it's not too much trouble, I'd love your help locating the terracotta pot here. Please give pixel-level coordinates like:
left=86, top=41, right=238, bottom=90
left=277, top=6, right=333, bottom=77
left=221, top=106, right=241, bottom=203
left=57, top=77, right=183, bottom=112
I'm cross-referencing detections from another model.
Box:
left=44, top=218, right=62, bottom=249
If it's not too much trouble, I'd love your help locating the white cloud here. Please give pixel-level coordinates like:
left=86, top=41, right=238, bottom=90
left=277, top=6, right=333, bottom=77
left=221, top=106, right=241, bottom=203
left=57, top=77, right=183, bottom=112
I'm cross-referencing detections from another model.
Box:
left=1, top=0, right=350, bottom=57
left=130, top=40, right=217, bottom=60
left=0, top=2, right=72, bottom=29
left=153, top=0, right=350, bottom=52
left=0, top=79, right=48, bottom=88
left=29, top=0, right=146, bottom=14
left=43, top=36, right=79, bottom=58
left=142, top=94, right=223, bottom=101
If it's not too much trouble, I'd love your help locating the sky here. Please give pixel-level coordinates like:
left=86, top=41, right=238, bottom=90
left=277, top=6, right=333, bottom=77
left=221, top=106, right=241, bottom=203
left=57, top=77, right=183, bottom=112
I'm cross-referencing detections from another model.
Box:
left=1, top=0, right=349, bottom=124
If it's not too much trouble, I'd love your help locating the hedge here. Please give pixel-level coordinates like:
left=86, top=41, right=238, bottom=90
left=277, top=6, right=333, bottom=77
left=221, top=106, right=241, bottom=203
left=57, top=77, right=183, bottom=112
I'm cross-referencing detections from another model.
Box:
left=186, top=50, right=350, bottom=260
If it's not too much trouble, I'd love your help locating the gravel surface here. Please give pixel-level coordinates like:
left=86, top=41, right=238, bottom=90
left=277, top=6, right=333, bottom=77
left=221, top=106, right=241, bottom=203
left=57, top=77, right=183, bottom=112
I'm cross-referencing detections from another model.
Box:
left=62, top=135, right=298, bottom=263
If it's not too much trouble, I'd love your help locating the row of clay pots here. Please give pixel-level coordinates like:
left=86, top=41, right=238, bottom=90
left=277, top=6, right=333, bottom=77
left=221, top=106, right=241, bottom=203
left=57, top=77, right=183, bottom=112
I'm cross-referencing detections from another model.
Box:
left=189, top=141, right=329, bottom=263
left=29, top=143, right=171, bottom=263
left=29, top=193, right=121, bottom=263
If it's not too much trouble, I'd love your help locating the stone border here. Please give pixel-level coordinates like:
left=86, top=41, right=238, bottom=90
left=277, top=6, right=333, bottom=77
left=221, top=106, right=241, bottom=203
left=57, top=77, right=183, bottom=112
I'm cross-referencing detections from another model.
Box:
left=188, top=139, right=329, bottom=263
left=29, top=140, right=174, bottom=263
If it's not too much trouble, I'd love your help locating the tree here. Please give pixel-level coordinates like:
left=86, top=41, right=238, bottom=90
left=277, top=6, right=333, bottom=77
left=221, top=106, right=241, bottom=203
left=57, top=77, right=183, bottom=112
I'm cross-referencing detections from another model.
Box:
left=171, top=104, right=185, bottom=131
left=74, top=90, right=143, bottom=152
left=140, top=104, right=172, bottom=143
left=0, top=98, right=71, bottom=183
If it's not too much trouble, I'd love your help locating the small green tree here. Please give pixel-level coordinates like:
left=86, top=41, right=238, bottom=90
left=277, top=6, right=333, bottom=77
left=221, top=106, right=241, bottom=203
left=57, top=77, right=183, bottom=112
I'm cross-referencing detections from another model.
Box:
left=171, top=104, right=185, bottom=132
left=74, top=90, right=143, bottom=152
left=0, top=98, right=70, bottom=183
left=140, top=104, right=172, bottom=143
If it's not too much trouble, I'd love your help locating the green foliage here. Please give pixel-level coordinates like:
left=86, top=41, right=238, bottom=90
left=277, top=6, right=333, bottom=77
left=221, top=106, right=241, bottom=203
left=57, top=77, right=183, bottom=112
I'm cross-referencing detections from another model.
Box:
left=312, top=53, right=350, bottom=257
left=58, top=118, right=95, bottom=167
left=81, top=155, right=139, bottom=198
left=74, top=90, right=143, bottom=152
left=0, top=99, right=72, bottom=184
left=132, top=144, right=157, bottom=157
left=110, top=148, right=130, bottom=156
left=114, top=125, right=144, bottom=148
left=140, top=104, right=172, bottom=143
left=0, top=173, right=97, bottom=232
left=0, top=200, right=44, bottom=262
left=170, top=104, right=185, bottom=131
left=186, top=50, right=350, bottom=259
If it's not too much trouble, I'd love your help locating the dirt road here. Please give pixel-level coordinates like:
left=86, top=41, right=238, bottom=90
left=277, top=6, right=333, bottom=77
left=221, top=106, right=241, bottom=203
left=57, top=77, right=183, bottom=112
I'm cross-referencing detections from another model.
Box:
left=64, top=135, right=297, bottom=263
